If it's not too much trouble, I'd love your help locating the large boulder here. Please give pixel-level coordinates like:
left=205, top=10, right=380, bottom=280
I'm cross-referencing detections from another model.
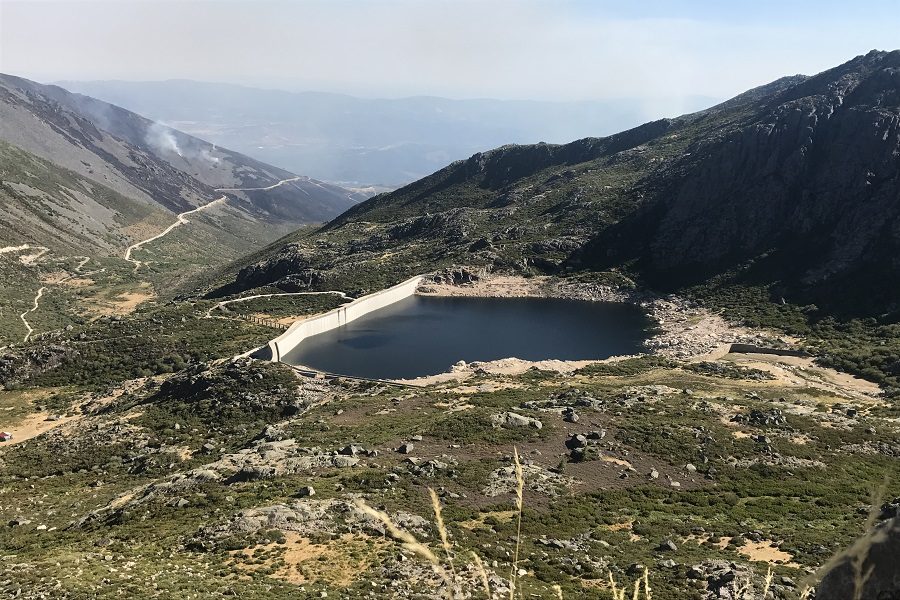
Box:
left=816, top=518, right=900, bottom=600
left=492, top=412, right=543, bottom=430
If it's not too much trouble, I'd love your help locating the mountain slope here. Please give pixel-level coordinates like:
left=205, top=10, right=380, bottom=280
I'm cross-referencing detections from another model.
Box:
left=0, top=74, right=361, bottom=231
left=214, top=51, right=900, bottom=320
left=0, top=75, right=361, bottom=345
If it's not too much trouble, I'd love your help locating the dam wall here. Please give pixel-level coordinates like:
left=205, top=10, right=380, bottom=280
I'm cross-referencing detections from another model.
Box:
left=268, top=275, right=425, bottom=362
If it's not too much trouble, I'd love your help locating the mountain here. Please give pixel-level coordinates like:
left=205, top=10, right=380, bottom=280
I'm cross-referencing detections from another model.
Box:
left=54, top=78, right=717, bottom=187
left=0, top=74, right=362, bottom=344
left=0, top=74, right=362, bottom=249
left=214, top=51, right=900, bottom=321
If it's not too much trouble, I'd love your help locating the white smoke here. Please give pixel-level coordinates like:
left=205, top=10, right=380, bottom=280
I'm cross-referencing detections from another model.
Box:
left=201, top=147, right=220, bottom=164
left=146, top=121, right=183, bottom=157
left=145, top=122, right=225, bottom=166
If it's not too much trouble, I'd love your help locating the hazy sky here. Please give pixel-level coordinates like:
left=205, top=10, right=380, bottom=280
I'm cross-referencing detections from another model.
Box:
left=1, top=0, right=898, bottom=107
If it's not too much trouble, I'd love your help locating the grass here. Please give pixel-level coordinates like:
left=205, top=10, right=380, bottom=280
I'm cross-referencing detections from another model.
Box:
left=1, top=312, right=896, bottom=598
left=351, top=450, right=827, bottom=600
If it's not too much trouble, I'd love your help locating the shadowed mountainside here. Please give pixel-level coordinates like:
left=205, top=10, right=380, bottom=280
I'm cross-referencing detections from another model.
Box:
left=214, top=50, right=900, bottom=319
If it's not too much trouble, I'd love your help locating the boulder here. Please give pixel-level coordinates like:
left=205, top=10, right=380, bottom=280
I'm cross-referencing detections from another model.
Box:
left=296, top=486, right=316, bottom=498
left=817, top=518, right=900, bottom=600
left=565, top=434, right=588, bottom=450
left=492, top=412, right=543, bottom=430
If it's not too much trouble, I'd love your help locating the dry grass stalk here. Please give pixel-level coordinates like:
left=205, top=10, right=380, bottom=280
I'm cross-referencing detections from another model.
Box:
left=763, top=566, right=774, bottom=598
left=608, top=571, right=626, bottom=600
left=642, top=567, right=652, bottom=600
left=429, top=487, right=457, bottom=579
left=470, top=551, right=491, bottom=598
left=731, top=574, right=752, bottom=599
left=353, top=498, right=454, bottom=598
left=509, top=446, right=525, bottom=600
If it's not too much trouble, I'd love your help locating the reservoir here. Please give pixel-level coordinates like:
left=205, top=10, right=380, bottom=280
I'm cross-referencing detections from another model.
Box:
left=280, top=295, right=654, bottom=379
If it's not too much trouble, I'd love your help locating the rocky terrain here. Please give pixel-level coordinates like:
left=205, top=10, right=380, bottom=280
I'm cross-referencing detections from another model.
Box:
left=1, top=321, right=897, bottom=598
left=1, top=52, right=899, bottom=599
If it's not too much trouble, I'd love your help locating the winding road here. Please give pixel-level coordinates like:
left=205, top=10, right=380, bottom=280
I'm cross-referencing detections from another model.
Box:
left=4, top=176, right=310, bottom=343
left=123, top=176, right=308, bottom=272
left=20, top=286, right=45, bottom=343
left=213, top=176, right=304, bottom=193
left=206, top=291, right=353, bottom=319
left=123, top=195, right=227, bottom=272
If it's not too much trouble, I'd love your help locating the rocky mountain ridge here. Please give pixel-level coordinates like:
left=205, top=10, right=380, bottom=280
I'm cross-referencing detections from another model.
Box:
left=217, top=51, right=900, bottom=319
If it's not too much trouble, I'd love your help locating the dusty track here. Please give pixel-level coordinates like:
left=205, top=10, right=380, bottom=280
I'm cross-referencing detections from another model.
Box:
left=19, top=286, right=45, bottom=343
left=206, top=291, right=353, bottom=318
left=123, top=195, right=227, bottom=272
left=214, top=176, right=304, bottom=192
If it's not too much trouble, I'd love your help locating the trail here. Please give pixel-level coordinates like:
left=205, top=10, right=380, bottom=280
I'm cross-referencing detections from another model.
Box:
left=0, top=244, right=32, bottom=254
left=20, top=286, right=45, bottom=343
left=124, top=195, right=227, bottom=272
left=206, top=291, right=353, bottom=318
left=0, top=244, right=50, bottom=266
left=2, top=246, right=105, bottom=343
left=214, top=176, right=304, bottom=193
left=56, top=256, right=105, bottom=283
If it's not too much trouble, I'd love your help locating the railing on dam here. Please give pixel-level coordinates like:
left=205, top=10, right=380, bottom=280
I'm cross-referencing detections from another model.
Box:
left=267, top=275, right=425, bottom=362
left=241, top=315, right=289, bottom=330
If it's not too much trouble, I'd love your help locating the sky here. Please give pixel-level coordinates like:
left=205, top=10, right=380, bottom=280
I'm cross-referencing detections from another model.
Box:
left=1, top=0, right=898, bottom=108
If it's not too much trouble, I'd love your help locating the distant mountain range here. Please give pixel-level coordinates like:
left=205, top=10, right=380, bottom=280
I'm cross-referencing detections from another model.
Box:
left=215, top=50, right=900, bottom=320
left=54, top=79, right=717, bottom=187
left=0, top=74, right=363, bottom=256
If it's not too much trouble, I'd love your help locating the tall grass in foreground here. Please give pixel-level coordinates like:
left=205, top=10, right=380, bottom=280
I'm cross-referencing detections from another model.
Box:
left=353, top=448, right=885, bottom=599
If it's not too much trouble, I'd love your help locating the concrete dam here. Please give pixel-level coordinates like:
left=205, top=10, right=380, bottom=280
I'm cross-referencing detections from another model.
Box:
left=267, top=275, right=425, bottom=362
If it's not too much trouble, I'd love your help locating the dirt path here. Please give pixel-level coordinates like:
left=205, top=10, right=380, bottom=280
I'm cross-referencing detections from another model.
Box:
left=0, top=244, right=50, bottom=266
left=123, top=195, right=227, bottom=272
left=0, top=245, right=32, bottom=254
left=206, top=290, right=353, bottom=318
left=214, top=176, right=303, bottom=192
left=19, top=286, right=46, bottom=343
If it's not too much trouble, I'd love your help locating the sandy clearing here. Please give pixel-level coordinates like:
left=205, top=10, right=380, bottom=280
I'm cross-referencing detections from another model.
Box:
left=738, top=540, right=800, bottom=567
left=230, top=531, right=382, bottom=587
left=108, top=290, right=155, bottom=313
left=419, top=275, right=552, bottom=298
left=395, top=356, right=601, bottom=386
left=0, top=411, right=80, bottom=448
left=721, top=352, right=882, bottom=402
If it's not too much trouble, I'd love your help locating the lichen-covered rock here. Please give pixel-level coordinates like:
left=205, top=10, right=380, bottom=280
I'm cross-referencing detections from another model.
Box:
left=492, top=411, right=543, bottom=429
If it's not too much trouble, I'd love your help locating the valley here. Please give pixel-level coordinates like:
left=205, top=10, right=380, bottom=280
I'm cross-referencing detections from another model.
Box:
left=0, top=50, right=899, bottom=600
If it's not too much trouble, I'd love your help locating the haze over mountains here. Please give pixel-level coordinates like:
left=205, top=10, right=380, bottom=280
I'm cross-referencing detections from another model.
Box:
left=56, top=79, right=717, bottom=188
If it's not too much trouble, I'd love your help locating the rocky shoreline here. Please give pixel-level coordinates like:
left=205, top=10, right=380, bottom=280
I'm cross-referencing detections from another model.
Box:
left=418, top=270, right=785, bottom=361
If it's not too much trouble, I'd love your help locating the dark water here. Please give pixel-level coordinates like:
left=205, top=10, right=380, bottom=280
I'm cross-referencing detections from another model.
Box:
left=282, top=295, right=653, bottom=379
